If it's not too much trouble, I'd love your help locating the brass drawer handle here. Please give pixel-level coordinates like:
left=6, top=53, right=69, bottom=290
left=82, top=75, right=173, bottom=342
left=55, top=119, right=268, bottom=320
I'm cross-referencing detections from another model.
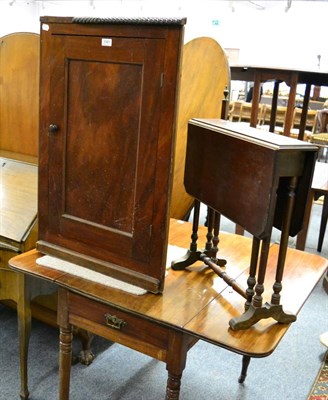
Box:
left=104, top=313, right=127, bottom=330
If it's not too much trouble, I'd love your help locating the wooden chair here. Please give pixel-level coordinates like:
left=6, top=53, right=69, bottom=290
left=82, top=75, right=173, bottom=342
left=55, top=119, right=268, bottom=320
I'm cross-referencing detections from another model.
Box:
left=170, top=37, right=230, bottom=220
left=239, top=102, right=252, bottom=122
left=261, top=105, right=287, bottom=133
left=309, top=133, right=328, bottom=162
left=317, top=109, right=328, bottom=133
left=239, top=102, right=265, bottom=126
left=291, top=108, right=317, bottom=131
left=229, top=100, right=243, bottom=122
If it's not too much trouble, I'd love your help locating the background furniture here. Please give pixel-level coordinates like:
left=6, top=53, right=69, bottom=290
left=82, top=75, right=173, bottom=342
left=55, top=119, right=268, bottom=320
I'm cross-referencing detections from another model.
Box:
left=0, top=33, right=58, bottom=399
left=9, top=219, right=328, bottom=400
left=170, top=36, right=230, bottom=221
left=0, top=32, right=39, bottom=162
left=296, top=161, right=328, bottom=294
left=0, top=32, right=60, bottom=319
left=230, top=65, right=328, bottom=140
left=310, top=133, right=328, bottom=162
left=296, top=161, right=328, bottom=252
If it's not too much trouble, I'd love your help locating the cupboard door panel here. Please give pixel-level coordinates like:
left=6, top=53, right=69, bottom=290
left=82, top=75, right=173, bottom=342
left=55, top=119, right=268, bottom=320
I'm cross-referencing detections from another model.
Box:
left=47, top=37, right=163, bottom=260
left=64, top=60, right=142, bottom=235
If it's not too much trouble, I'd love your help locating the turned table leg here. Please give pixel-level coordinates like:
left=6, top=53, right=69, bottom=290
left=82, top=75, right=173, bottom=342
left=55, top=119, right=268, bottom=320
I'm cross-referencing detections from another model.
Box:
left=58, top=288, right=73, bottom=400
left=165, top=332, right=197, bottom=400
left=59, top=325, right=73, bottom=400
left=17, top=273, right=31, bottom=400
left=166, top=372, right=183, bottom=400
left=238, top=355, right=251, bottom=383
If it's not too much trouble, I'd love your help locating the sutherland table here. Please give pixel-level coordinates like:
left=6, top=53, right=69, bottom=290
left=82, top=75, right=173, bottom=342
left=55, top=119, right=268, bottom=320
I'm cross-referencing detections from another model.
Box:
left=9, top=219, right=328, bottom=400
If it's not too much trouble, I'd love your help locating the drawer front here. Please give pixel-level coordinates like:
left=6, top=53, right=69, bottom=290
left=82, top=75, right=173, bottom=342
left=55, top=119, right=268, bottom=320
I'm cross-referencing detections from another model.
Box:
left=68, top=292, right=170, bottom=358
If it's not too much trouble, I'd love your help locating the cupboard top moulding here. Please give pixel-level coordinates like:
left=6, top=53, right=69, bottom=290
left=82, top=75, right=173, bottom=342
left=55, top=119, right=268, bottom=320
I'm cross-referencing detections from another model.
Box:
left=37, top=16, right=187, bottom=294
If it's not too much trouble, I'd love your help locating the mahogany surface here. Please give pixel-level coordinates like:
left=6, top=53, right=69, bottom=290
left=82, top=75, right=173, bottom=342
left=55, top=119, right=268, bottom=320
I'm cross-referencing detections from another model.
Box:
left=9, top=219, right=328, bottom=399
left=37, top=17, right=186, bottom=293
left=184, top=119, right=318, bottom=238
left=182, top=118, right=318, bottom=329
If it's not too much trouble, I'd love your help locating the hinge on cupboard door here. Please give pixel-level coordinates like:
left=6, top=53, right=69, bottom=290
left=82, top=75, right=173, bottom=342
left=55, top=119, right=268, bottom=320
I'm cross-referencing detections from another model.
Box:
left=160, top=73, right=164, bottom=87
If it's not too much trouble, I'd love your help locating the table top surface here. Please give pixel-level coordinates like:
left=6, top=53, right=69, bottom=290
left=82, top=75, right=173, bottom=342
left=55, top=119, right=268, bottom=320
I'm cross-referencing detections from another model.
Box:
left=191, top=119, right=318, bottom=150
left=230, top=64, right=328, bottom=86
left=0, top=157, right=38, bottom=242
left=9, top=219, right=328, bottom=358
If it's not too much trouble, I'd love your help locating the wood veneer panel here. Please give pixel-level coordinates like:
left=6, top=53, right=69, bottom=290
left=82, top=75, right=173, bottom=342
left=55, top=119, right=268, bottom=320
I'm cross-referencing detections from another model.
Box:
left=0, top=33, right=39, bottom=157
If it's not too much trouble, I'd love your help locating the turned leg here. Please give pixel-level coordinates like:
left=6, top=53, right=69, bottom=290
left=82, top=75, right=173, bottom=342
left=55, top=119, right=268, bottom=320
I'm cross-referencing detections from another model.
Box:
left=238, top=355, right=251, bottom=383
left=271, top=177, right=298, bottom=306
left=205, top=207, right=215, bottom=251
left=166, top=372, right=182, bottom=400
left=59, top=325, right=73, bottom=400
left=165, top=332, right=197, bottom=400
left=211, top=211, right=221, bottom=256
left=171, top=200, right=201, bottom=270
left=229, top=237, right=271, bottom=330
left=190, top=199, right=201, bottom=253
left=252, top=237, right=271, bottom=309
left=58, top=288, right=73, bottom=400
left=245, top=237, right=260, bottom=310
left=17, top=273, right=31, bottom=400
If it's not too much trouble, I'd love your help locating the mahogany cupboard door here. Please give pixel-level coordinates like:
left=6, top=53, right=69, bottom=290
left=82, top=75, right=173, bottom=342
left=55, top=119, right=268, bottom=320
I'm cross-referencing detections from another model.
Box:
left=37, top=18, right=186, bottom=293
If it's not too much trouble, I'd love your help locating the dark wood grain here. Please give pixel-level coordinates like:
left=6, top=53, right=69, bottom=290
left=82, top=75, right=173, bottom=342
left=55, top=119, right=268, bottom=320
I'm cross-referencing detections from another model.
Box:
left=37, top=18, right=185, bottom=293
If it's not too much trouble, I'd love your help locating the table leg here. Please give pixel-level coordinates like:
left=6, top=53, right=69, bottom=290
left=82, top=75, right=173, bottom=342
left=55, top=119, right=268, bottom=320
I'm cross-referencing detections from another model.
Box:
left=269, top=81, right=280, bottom=133
left=17, top=273, right=31, bottom=400
left=166, top=372, right=183, bottom=400
left=318, top=194, right=328, bottom=252
left=59, top=325, right=73, bottom=400
left=165, top=332, right=197, bottom=400
left=296, top=191, right=314, bottom=250
left=238, top=355, right=251, bottom=383
left=283, top=72, right=298, bottom=137
left=58, top=288, right=73, bottom=400
left=250, top=75, right=261, bottom=128
left=245, top=237, right=261, bottom=310
left=298, top=84, right=311, bottom=141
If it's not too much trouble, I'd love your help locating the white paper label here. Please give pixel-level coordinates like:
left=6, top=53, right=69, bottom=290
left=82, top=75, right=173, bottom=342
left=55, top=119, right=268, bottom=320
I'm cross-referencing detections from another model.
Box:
left=101, top=38, right=112, bottom=47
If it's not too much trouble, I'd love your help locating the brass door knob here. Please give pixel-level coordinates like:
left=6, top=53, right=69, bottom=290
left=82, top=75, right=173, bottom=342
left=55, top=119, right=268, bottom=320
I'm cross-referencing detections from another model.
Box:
left=48, top=124, right=59, bottom=135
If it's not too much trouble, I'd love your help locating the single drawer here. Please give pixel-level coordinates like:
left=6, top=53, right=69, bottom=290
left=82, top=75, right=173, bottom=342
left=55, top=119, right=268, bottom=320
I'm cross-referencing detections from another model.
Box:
left=67, top=291, right=171, bottom=360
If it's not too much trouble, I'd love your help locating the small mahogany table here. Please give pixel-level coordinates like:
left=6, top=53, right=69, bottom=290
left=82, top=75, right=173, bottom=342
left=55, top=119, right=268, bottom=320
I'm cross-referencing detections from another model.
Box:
left=9, top=220, right=328, bottom=400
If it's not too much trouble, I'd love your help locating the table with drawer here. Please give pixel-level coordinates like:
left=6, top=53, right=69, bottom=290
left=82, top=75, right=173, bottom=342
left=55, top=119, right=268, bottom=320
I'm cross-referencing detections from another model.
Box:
left=9, top=219, right=328, bottom=400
